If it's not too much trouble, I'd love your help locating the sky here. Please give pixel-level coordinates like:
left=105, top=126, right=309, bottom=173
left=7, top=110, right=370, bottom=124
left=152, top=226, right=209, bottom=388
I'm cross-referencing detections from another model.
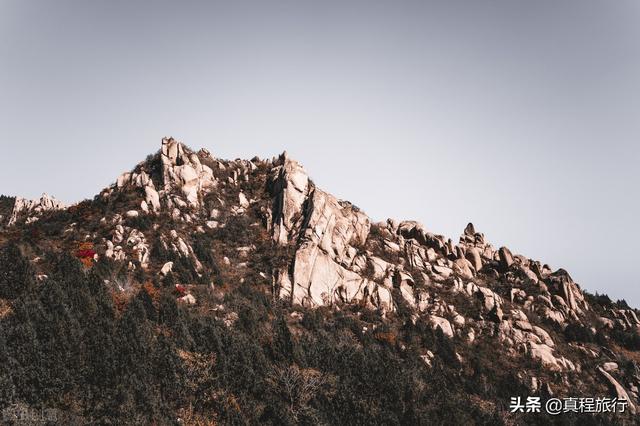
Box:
left=1, top=0, right=639, bottom=305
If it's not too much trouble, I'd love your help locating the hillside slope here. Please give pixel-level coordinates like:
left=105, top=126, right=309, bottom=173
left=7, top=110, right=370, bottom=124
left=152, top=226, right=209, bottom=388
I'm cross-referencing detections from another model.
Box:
left=0, top=138, right=638, bottom=425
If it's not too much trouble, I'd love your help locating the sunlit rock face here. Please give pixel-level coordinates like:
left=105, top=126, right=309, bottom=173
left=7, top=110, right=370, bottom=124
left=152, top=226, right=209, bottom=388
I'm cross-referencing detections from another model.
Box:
left=7, top=193, right=65, bottom=226
left=160, top=137, right=216, bottom=207
left=268, top=153, right=394, bottom=311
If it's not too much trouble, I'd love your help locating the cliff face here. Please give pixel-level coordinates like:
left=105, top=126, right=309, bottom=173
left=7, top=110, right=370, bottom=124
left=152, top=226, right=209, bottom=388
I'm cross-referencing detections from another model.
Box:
left=1, top=138, right=638, bottom=424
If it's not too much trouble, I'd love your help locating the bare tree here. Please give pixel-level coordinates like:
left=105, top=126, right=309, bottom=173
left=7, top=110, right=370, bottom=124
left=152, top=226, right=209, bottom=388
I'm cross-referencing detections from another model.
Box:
left=267, top=364, right=332, bottom=422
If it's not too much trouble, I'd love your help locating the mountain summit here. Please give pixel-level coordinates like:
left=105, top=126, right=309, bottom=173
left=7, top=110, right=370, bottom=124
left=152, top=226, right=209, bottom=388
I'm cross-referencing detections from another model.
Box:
left=0, top=138, right=637, bottom=424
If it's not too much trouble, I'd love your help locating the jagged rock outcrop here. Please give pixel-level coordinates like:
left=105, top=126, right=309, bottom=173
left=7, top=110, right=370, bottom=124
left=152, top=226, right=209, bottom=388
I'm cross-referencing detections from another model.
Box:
left=160, top=261, right=174, bottom=276
left=110, top=137, right=219, bottom=214
left=7, top=193, right=65, bottom=226
left=546, top=269, right=589, bottom=315
left=430, top=316, right=454, bottom=338
left=160, top=137, right=216, bottom=207
left=268, top=152, right=309, bottom=245
left=270, top=156, right=389, bottom=310
left=8, top=140, right=603, bottom=339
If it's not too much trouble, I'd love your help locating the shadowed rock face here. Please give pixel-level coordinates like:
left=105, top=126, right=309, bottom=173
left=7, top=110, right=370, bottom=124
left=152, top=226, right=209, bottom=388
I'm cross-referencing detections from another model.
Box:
left=268, top=152, right=309, bottom=245
left=3, top=137, right=640, bottom=417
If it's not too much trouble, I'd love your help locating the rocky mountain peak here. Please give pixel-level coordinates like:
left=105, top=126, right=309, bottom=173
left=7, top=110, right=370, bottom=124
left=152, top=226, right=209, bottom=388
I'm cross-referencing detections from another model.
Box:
left=159, top=137, right=217, bottom=207
left=2, top=138, right=639, bottom=423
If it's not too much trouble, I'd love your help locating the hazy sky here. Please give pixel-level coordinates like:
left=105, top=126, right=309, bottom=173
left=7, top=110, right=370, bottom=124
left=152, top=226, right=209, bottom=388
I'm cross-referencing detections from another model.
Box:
left=1, top=1, right=639, bottom=305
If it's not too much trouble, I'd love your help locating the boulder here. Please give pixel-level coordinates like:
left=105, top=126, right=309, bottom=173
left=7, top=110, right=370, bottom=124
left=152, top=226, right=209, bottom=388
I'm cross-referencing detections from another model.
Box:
left=476, top=286, right=502, bottom=312
left=429, top=316, right=454, bottom=338
left=510, top=288, right=527, bottom=303
left=465, top=247, right=483, bottom=272
left=178, top=294, right=197, bottom=305
left=281, top=185, right=372, bottom=306
left=160, top=262, right=174, bottom=276
left=420, top=351, right=435, bottom=367
left=452, top=314, right=466, bottom=328
left=514, top=264, right=539, bottom=283
left=432, top=265, right=453, bottom=280
left=397, top=221, right=445, bottom=250
left=464, top=222, right=476, bottom=236
left=126, top=229, right=150, bottom=268
left=531, top=326, right=555, bottom=347
left=116, top=172, right=131, bottom=188
left=453, top=258, right=474, bottom=279
left=394, top=269, right=415, bottom=307
left=542, top=307, right=565, bottom=326
left=291, top=247, right=364, bottom=306
left=498, top=247, right=513, bottom=270
left=529, top=342, right=573, bottom=372
left=599, top=316, right=615, bottom=329
left=145, top=186, right=160, bottom=211
left=383, top=239, right=401, bottom=252
left=239, top=192, right=250, bottom=208
left=546, top=269, right=588, bottom=314
left=597, top=366, right=636, bottom=414
left=368, top=257, right=391, bottom=281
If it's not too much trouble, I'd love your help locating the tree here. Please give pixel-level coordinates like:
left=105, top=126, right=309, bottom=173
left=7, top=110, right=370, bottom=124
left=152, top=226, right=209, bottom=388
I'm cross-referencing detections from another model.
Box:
left=0, top=244, right=35, bottom=299
left=267, top=364, right=328, bottom=423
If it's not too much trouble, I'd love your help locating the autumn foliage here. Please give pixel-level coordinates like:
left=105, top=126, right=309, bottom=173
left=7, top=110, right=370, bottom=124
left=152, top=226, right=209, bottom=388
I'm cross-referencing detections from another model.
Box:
left=75, top=242, right=96, bottom=267
left=143, top=282, right=160, bottom=305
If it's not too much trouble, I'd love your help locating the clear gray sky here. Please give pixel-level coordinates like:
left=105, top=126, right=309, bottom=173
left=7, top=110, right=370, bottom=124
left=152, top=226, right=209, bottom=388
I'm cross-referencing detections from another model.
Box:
left=1, top=1, right=639, bottom=305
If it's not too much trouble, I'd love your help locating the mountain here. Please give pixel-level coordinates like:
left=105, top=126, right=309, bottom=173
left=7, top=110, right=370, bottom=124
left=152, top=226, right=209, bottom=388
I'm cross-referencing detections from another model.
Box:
left=0, top=138, right=638, bottom=425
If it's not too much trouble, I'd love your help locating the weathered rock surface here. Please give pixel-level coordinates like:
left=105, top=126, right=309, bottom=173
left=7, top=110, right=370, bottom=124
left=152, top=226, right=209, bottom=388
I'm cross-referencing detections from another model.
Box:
left=268, top=152, right=309, bottom=245
left=160, top=137, right=216, bottom=207
left=7, top=193, right=65, bottom=226
left=429, top=316, right=454, bottom=338
left=598, top=366, right=637, bottom=414
left=274, top=173, right=381, bottom=309
left=160, top=261, right=174, bottom=276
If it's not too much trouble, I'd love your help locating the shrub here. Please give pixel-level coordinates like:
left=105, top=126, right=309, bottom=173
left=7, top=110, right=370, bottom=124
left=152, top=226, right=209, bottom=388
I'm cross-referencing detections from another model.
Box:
left=564, top=323, right=595, bottom=343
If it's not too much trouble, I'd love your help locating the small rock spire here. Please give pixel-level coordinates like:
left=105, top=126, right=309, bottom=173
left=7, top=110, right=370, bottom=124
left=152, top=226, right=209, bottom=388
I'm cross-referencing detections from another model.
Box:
left=464, top=222, right=476, bottom=236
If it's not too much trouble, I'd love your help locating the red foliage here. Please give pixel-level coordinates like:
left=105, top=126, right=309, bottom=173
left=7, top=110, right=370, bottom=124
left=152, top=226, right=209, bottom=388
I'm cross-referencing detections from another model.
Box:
left=76, top=249, right=96, bottom=259
left=175, top=284, right=187, bottom=296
